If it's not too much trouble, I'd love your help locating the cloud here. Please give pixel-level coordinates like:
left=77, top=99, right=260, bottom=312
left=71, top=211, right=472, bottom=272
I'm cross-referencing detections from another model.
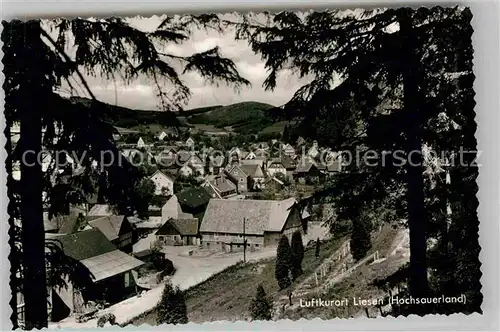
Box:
left=57, top=14, right=307, bottom=111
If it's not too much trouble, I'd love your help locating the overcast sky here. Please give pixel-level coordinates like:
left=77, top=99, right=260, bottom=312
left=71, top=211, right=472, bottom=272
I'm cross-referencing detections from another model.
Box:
left=56, top=14, right=309, bottom=111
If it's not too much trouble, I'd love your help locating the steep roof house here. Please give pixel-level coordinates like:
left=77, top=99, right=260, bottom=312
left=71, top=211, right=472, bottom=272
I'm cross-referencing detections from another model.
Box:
left=88, top=215, right=135, bottom=253
left=157, top=131, right=168, bottom=141
left=185, top=137, right=195, bottom=148
left=240, top=157, right=266, bottom=169
left=161, top=187, right=211, bottom=228
left=264, top=177, right=286, bottom=191
left=201, top=175, right=238, bottom=199
left=294, top=157, right=325, bottom=183
left=137, top=137, right=146, bottom=149
left=225, top=164, right=250, bottom=193
left=47, top=229, right=144, bottom=321
left=245, top=151, right=257, bottom=160
left=208, top=154, right=226, bottom=175
left=267, top=159, right=287, bottom=177
left=161, top=195, right=194, bottom=221
left=149, top=170, right=175, bottom=196
left=176, top=187, right=212, bottom=221
left=281, top=143, right=296, bottom=157
left=155, top=218, right=199, bottom=246
left=199, top=198, right=304, bottom=252
left=240, top=164, right=266, bottom=189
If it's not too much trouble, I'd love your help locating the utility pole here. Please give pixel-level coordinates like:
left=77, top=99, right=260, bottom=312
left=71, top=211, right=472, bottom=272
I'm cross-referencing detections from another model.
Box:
left=243, top=217, right=247, bottom=263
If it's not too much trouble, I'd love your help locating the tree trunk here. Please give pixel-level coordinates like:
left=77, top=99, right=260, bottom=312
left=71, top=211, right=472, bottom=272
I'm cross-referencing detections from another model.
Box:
left=17, top=20, right=49, bottom=329
left=4, top=114, right=19, bottom=329
left=399, top=9, right=429, bottom=298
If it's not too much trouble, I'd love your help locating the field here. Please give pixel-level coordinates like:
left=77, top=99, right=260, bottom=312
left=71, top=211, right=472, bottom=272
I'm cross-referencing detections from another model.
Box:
left=128, top=232, right=348, bottom=325
left=187, top=101, right=276, bottom=135
left=259, top=121, right=290, bottom=135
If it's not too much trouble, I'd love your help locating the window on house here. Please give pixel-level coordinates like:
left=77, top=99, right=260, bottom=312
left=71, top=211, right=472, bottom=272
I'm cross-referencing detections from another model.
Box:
left=256, top=244, right=259, bottom=247
left=159, top=236, right=164, bottom=241
left=216, top=242, right=219, bottom=244
left=237, top=244, right=240, bottom=248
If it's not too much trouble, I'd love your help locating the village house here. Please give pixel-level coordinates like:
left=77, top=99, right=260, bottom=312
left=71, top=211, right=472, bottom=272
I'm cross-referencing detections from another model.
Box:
left=266, top=159, right=287, bottom=177
left=155, top=146, right=178, bottom=166
left=47, top=229, right=144, bottom=322
left=228, top=147, right=250, bottom=161
left=264, top=176, right=286, bottom=192
left=281, top=143, right=296, bottom=157
left=240, top=157, right=266, bottom=170
left=253, top=148, right=269, bottom=160
left=136, top=137, right=148, bottom=149
left=88, top=215, right=135, bottom=253
left=176, top=187, right=212, bottom=221
left=155, top=218, right=199, bottom=246
left=161, top=195, right=194, bottom=221
left=224, top=164, right=250, bottom=192
left=201, top=174, right=238, bottom=199
left=173, top=151, right=204, bottom=176
left=294, top=157, right=325, bottom=184
left=307, top=140, right=320, bottom=158
left=199, top=198, right=304, bottom=252
left=208, top=154, right=226, bottom=175
left=252, top=142, right=270, bottom=151
left=240, top=164, right=266, bottom=188
left=244, top=151, right=257, bottom=160
left=161, top=187, right=211, bottom=224
left=149, top=170, right=175, bottom=196
left=157, top=127, right=178, bottom=141
left=157, top=131, right=168, bottom=141
left=134, top=219, right=164, bottom=238
left=185, top=137, right=195, bottom=148
left=112, top=126, right=140, bottom=142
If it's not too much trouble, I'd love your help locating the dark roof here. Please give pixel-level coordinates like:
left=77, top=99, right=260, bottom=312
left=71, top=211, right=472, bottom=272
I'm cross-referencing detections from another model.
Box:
left=281, top=155, right=297, bottom=169
left=176, top=187, right=211, bottom=209
left=50, top=228, right=117, bottom=261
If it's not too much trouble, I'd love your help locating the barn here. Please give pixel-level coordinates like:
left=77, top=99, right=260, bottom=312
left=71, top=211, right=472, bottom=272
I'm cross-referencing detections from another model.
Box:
left=199, top=198, right=304, bottom=253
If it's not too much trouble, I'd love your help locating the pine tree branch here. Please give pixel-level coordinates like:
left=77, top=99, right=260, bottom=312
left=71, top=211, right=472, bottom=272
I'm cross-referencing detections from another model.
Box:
left=40, top=27, right=97, bottom=100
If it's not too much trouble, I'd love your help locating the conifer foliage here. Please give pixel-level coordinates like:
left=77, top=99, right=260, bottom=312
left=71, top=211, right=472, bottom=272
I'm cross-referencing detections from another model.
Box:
left=249, top=285, right=273, bottom=321
left=275, top=235, right=292, bottom=290
left=157, top=282, right=188, bottom=325
left=315, top=238, right=321, bottom=259
left=350, top=215, right=372, bottom=261
left=290, top=231, right=304, bottom=280
left=228, top=7, right=480, bottom=311
left=3, top=15, right=249, bottom=328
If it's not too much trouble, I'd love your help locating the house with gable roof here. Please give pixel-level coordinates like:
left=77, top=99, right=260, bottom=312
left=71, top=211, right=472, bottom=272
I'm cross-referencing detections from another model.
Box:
left=47, top=229, right=144, bottom=321
left=201, top=174, right=238, bottom=199
left=149, top=170, right=175, bottom=196
left=155, top=218, right=199, bottom=246
left=88, top=215, right=135, bottom=253
left=199, top=198, right=304, bottom=252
